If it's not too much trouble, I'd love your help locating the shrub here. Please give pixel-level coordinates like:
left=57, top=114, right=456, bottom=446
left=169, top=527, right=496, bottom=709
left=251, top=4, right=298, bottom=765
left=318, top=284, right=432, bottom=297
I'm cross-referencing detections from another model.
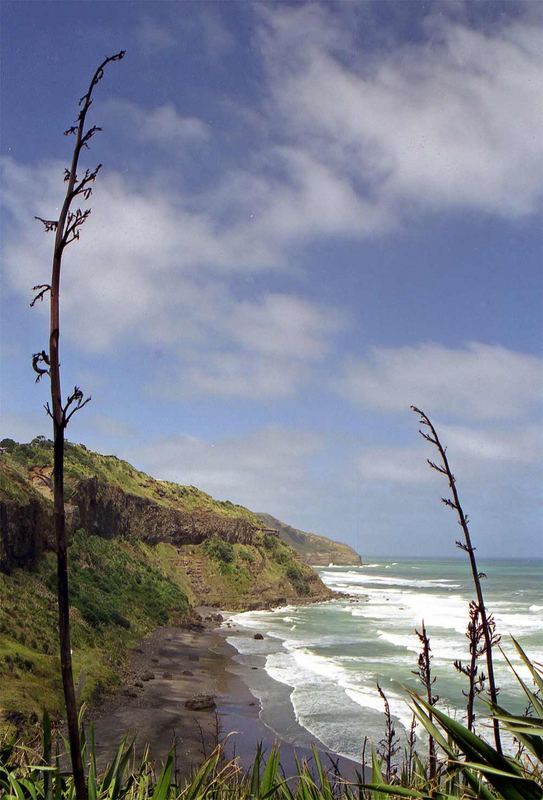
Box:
left=203, top=536, right=234, bottom=564
left=263, top=532, right=279, bottom=550
left=274, top=548, right=290, bottom=565
left=285, top=564, right=302, bottom=581
left=237, top=546, right=255, bottom=563
left=285, top=563, right=310, bottom=596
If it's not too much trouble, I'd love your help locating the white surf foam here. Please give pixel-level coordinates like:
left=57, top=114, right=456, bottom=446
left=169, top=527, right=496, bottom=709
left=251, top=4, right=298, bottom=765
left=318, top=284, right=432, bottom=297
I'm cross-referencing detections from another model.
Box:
left=227, top=562, right=543, bottom=764
left=321, top=571, right=461, bottom=589
left=263, top=645, right=416, bottom=760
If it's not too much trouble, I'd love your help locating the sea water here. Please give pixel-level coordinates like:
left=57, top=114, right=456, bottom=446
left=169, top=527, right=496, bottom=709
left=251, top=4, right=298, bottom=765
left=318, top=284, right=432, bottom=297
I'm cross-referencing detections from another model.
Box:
left=226, top=558, right=543, bottom=762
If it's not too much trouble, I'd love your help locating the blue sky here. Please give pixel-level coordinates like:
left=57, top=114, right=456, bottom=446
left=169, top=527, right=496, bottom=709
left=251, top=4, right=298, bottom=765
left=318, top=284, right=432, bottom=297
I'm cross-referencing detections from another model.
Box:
left=1, top=0, right=542, bottom=558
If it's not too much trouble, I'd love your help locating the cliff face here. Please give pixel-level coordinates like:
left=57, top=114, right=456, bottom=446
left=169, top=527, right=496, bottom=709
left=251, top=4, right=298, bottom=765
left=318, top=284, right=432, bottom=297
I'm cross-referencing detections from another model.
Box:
left=0, top=440, right=334, bottom=607
left=0, top=439, right=334, bottom=728
left=0, top=498, right=51, bottom=573
left=72, top=477, right=257, bottom=547
left=257, top=513, right=361, bottom=566
left=0, top=439, right=262, bottom=573
left=0, top=456, right=53, bottom=573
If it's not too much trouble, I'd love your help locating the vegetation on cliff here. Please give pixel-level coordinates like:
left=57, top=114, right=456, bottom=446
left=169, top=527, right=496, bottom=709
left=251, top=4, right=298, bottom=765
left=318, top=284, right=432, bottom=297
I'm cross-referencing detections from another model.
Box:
left=0, top=438, right=258, bottom=520
left=257, top=513, right=361, bottom=566
left=0, top=531, right=190, bottom=731
left=0, top=438, right=332, bottom=730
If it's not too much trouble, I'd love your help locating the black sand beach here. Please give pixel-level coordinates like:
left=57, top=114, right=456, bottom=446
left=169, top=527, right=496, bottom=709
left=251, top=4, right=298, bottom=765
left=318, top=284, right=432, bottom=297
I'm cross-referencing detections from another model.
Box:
left=91, top=610, right=362, bottom=782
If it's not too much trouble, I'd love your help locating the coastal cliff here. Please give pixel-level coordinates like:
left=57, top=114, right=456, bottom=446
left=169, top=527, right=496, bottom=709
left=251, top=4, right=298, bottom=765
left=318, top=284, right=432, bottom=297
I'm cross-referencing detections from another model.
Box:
left=0, top=438, right=337, bottom=729
left=257, top=512, right=361, bottom=566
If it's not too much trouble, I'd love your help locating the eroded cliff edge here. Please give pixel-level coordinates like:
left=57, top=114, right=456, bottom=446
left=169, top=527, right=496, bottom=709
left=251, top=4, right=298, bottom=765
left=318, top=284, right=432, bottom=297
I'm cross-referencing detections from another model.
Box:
left=0, top=438, right=347, bottom=727
left=0, top=439, right=334, bottom=606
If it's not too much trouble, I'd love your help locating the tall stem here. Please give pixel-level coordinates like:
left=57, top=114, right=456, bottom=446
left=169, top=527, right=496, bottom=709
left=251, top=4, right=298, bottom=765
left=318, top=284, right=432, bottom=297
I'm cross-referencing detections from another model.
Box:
left=413, top=622, right=437, bottom=793
left=33, top=52, right=125, bottom=800
left=412, top=406, right=502, bottom=754
left=49, top=123, right=86, bottom=800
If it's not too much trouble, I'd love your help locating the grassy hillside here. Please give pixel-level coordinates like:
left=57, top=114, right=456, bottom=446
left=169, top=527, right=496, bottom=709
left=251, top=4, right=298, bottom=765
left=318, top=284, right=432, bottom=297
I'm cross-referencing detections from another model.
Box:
left=166, top=533, right=328, bottom=610
left=0, top=531, right=327, bottom=733
left=0, top=438, right=332, bottom=732
left=257, top=513, right=361, bottom=565
left=0, top=437, right=259, bottom=521
left=0, top=531, right=190, bottom=734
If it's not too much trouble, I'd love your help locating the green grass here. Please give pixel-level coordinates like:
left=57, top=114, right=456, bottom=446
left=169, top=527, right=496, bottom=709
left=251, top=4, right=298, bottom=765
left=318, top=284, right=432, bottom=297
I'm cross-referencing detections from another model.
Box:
left=0, top=531, right=189, bottom=732
left=203, top=536, right=235, bottom=567
left=171, top=538, right=318, bottom=609
left=0, top=438, right=329, bottom=730
left=263, top=535, right=314, bottom=596
left=2, top=641, right=542, bottom=799
left=1, top=438, right=260, bottom=523
left=0, top=456, right=45, bottom=504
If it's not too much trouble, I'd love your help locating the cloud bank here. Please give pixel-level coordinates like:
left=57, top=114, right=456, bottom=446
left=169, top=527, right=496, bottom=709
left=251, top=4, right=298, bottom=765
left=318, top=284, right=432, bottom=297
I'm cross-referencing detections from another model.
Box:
left=340, top=342, right=543, bottom=421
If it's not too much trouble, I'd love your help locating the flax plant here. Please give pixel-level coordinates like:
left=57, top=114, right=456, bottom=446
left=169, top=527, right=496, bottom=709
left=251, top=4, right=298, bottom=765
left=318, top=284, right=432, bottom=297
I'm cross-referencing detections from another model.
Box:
left=411, top=406, right=502, bottom=755
left=31, top=52, right=125, bottom=800
left=3, top=649, right=542, bottom=800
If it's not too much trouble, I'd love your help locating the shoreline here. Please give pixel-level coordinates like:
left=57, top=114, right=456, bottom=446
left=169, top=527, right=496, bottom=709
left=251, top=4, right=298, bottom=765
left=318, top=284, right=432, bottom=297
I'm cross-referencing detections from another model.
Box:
left=91, top=605, right=362, bottom=781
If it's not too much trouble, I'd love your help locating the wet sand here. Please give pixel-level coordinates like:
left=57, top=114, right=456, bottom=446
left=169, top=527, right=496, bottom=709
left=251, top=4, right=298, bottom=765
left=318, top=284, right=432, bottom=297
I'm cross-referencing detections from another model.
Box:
left=91, top=611, right=362, bottom=782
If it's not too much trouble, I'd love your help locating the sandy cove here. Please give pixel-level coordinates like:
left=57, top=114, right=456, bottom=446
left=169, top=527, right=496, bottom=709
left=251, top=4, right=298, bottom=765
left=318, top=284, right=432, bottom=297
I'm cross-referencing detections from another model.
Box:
left=91, top=608, right=361, bottom=782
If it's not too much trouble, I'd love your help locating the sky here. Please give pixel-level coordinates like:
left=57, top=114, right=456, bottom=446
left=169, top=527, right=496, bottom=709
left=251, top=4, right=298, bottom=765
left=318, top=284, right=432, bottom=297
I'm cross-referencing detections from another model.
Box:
left=1, top=0, right=542, bottom=559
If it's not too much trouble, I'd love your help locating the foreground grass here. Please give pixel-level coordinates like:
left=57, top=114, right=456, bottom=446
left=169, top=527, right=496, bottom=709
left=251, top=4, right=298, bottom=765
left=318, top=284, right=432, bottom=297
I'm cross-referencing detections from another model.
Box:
left=1, top=728, right=541, bottom=800
left=2, top=641, right=542, bottom=800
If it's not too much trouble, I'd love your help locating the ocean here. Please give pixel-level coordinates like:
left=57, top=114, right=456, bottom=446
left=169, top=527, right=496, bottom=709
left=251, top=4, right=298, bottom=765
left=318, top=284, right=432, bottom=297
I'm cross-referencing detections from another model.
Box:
left=225, top=558, right=543, bottom=762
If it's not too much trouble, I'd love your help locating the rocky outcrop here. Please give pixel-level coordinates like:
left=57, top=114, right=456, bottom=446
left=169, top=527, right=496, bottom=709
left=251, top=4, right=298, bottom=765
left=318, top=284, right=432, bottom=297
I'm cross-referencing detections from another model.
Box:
left=257, top=513, right=361, bottom=566
left=185, top=694, right=216, bottom=711
left=0, top=443, right=354, bottom=610
left=72, top=477, right=258, bottom=546
left=0, top=476, right=259, bottom=575
left=0, top=498, right=52, bottom=574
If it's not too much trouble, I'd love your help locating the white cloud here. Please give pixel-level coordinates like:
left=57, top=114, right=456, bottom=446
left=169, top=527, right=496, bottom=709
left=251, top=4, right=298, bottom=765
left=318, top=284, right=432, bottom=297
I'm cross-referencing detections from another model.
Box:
left=354, top=420, right=543, bottom=487
left=0, top=409, right=50, bottom=442
left=258, top=5, right=543, bottom=219
left=133, top=427, right=323, bottom=513
left=439, top=422, right=543, bottom=465
left=3, top=6, right=542, bottom=404
left=227, top=293, right=343, bottom=359
left=105, top=99, right=210, bottom=148
left=155, top=292, right=343, bottom=399
left=6, top=3, right=542, bottom=322
left=1, top=158, right=343, bottom=398
left=183, top=353, right=310, bottom=400
left=340, top=342, right=543, bottom=421
left=212, top=146, right=393, bottom=250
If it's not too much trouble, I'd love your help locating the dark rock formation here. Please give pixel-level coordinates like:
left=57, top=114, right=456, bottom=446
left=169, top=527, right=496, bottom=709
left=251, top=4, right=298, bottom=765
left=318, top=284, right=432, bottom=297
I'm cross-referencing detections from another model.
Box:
left=72, top=477, right=258, bottom=546
left=0, top=498, right=52, bottom=573
left=0, top=475, right=259, bottom=574
left=184, top=694, right=216, bottom=711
